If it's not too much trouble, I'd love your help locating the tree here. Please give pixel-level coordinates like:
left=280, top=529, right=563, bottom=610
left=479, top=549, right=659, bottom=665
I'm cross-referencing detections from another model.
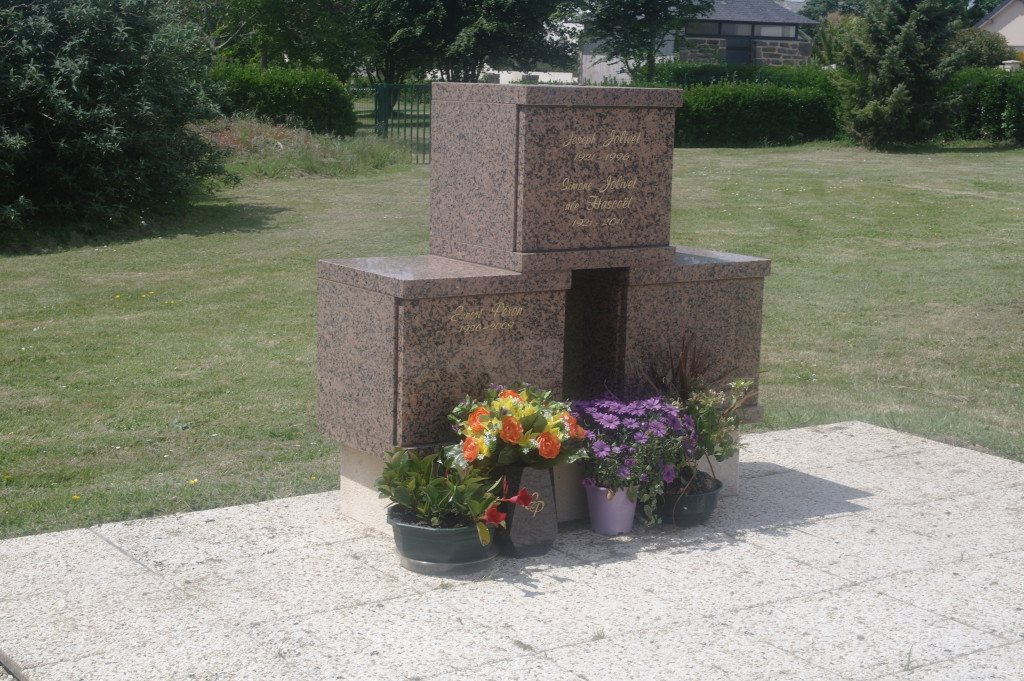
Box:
left=1, top=0, right=230, bottom=231
left=171, top=0, right=253, bottom=56
left=810, top=12, right=861, bottom=66
left=432, top=0, right=574, bottom=81
left=833, top=0, right=961, bottom=147
left=351, top=0, right=573, bottom=83
left=180, top=0, right=365, bottom=79
left=963, top=0, right=1004, bottom=25
left=800, top=0, right=868, bottom=21
left=944, top=27, right=1017, bottom=68
left=349, top=0, right=437, bottom=83
left=574, top=0, right=716, bottom=83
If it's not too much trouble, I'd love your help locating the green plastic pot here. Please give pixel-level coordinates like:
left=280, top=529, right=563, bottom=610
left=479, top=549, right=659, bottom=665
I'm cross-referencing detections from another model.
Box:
left=387, top=507, right=498, bottom=576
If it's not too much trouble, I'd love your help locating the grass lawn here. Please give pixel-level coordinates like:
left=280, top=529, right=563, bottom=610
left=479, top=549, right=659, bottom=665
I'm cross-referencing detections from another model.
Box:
left=1, top=142, right=1021, bottom=539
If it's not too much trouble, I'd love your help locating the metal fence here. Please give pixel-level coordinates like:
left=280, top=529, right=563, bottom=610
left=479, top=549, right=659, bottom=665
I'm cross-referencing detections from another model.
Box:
left=373, top=83, right=431, bottom=164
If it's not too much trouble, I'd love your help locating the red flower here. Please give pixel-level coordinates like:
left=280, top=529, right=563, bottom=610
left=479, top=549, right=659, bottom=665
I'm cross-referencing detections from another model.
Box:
left=467, top=406, right=489, bottom=433
left=484, top=505, right=506, bottom=526
left=499, top=389, right=521, bottom=401
left=536, top=431, right=561, bottom=459
left=462, top=437, right=479, bottom=462
left=507, top=487, right=533, bottom=509
left=499, top=416, right=524, bottom=444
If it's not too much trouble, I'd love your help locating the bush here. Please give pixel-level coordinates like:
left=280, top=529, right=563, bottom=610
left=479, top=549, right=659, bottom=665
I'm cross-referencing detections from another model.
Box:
left=0, top=0, right=230, bottom=232
left=676, top=83, right=840, bottom=147
left=945, top=28, right=1017, bottom=69
left=653, top=62, right=834, bottom=90
left=210, top=64, right=357, bottom=137
left=942, top=68, right=1024, bottom=143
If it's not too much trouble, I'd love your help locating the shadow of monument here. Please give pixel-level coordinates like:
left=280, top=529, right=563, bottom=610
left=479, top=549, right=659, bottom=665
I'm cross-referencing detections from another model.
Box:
left=454, top=464, right=872, bottom=588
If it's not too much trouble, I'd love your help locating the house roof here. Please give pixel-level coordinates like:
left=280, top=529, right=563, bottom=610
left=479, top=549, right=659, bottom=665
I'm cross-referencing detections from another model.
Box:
left=975, top=0, right=1023, bottom=27
left=704, top=0, right=818, bottom=24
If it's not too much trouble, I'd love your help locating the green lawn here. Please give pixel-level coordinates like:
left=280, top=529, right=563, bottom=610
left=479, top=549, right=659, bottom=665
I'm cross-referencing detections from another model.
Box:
left=1, top=143, right=1021, bottom=539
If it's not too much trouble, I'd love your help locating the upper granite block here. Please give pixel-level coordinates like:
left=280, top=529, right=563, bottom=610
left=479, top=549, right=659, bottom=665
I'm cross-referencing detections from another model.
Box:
left=431, top=83, right=683, bottom=108
left=429, top=83, right=683, bottom=270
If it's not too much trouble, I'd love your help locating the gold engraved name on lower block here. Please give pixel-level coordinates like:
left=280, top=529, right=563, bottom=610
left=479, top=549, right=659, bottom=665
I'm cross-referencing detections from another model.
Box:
left=450, top=302, right=526, bottom=333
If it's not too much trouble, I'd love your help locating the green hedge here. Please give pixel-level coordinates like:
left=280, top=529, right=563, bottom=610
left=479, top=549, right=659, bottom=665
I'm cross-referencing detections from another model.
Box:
left=677, top=83, right=840, bottom=147
left=652, top=62, right=834, bottom=91
left=942, top=68, right=1024, bottom=143
left=210, top=64, right=357, bottom=137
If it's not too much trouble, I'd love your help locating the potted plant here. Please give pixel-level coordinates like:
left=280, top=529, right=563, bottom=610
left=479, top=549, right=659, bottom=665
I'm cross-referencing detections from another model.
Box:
left=642, top=340, right=757, bottom=526
left=572, top=395, right=695, bottom=534
left=658, top=379, right=756, bottom=526
left=443, top=384, right=589, bottom=557
left=375, top=447, right=532, bottom=575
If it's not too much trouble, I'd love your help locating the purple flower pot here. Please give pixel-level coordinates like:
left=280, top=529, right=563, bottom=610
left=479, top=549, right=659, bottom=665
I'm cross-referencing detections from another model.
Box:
left=585, top=486, right=636, bottom=536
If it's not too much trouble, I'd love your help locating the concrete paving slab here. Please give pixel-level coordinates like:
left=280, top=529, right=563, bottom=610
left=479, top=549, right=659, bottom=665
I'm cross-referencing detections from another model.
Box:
left=717, top=585, right=1008, bottom=680
left=2, top=422, right=1023, bottom=681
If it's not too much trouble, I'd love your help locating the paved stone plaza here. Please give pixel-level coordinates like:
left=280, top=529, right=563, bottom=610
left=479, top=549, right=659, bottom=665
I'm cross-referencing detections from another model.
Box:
left=2, top=421, right=1022, bottom=680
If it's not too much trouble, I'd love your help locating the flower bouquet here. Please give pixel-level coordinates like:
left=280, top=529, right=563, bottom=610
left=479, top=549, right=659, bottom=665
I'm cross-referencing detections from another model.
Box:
left=443, top=384, right=588, bottom=556
left=444, top=384, right=589, bottom=469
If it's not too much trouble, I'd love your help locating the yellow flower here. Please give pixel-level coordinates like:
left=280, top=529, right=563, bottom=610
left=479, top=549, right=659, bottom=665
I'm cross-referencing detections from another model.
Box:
left=72, top=495, right=80, bottom=500
left=188, top=479, right=198, bottom=484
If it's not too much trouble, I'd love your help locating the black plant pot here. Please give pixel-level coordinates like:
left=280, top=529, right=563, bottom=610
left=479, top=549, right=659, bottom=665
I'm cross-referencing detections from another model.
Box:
left=493, top=466, right=557, bottom=558
left=658, top=478, right=723, bottom=527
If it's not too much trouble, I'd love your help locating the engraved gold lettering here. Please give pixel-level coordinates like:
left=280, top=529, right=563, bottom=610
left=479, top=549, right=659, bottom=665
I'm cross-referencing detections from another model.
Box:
left=450, top=305, right=482, bottom=322
left=601, top=130, right=642, bottom=147
left=561, top=132, right=597, bottom=147
left=597, top=175, right=638, bottom=193
left=561, top=177, right=593, bottom=192
left=491, top=301, right=524, bottom=319
left=586, top=195, right=634, bottom=211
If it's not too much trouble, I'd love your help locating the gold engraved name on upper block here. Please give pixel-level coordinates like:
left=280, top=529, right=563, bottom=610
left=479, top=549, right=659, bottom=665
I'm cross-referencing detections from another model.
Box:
left=586, top=195, right=633, bottom=211
left=598, top=175, right=638, bottom=193
left=602, top=130, right=642, bottom=147
left=561, top=132, right=597, bottom=147
left=561, top=177, right=593, bottom=191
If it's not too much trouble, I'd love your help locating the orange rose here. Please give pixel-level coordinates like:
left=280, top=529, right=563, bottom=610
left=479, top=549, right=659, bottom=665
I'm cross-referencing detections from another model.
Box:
left=467, top=406, right=489, bottom=433
left=536, top=431, right=561, bottom=459
left=499, top=416, right=524, bottom=444
left=561, top=413, right=586, bottom=439
left=499, top=389, right=521, bottom=401
left=462, top=437, right=479, bottom=462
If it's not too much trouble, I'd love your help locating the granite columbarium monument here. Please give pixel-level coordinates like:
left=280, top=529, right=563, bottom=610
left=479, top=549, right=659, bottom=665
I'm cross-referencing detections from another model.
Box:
left=317, top=83, right=770, bottom=530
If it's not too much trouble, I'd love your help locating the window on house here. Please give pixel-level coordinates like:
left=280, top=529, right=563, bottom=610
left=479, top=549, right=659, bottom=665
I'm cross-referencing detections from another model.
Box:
left=720, top=23, right=752, bottom=36
left=686, top=22, right=719, bottom=35
left=754, top=24, right=797, bottom=38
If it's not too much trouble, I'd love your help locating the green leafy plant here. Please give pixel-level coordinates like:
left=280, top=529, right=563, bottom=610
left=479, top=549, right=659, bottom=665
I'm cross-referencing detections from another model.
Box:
left=680, top=380, right=756, bottom=465
left=445, top=384, right=588, bottom=469
left=209, top=63, right=357, bottom=137
left=375, top=448, right=532, bottom=545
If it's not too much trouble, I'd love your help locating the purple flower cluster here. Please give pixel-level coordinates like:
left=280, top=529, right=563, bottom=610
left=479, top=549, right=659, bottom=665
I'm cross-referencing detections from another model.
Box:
left=573, top=395, right=698, bottom=491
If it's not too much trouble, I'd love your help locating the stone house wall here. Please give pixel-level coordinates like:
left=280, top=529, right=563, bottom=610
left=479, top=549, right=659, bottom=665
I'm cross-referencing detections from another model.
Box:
left=678, top=37, right=812, bottom=66
left=753, top=39, right=812, bottom=65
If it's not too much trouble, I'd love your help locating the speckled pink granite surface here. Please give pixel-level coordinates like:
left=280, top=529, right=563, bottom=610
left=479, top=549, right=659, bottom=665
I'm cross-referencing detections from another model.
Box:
left=317, top=83, right=770, bottom=459
left=430, top=83, right=681, bottom=271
